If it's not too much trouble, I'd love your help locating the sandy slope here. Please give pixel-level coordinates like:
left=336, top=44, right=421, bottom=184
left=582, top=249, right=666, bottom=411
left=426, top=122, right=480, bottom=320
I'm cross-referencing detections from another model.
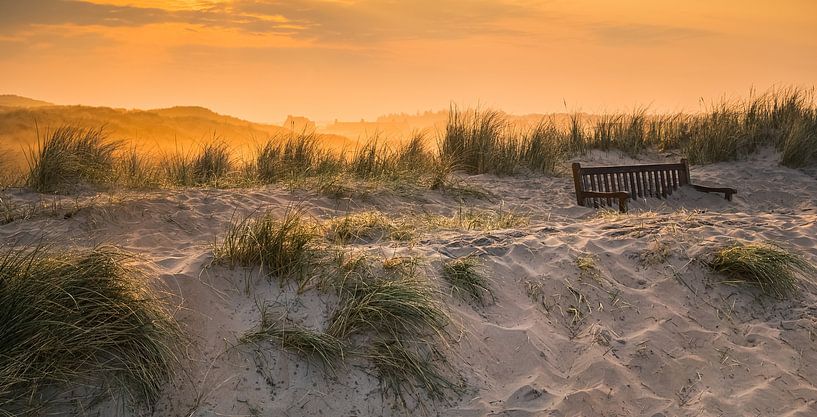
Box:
left=2, top=151, right=817, bottom=417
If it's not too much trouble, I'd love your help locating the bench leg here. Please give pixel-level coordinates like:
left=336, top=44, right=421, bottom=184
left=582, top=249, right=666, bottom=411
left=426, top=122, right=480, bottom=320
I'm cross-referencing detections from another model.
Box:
left=618, top=197, right=628, bottom=213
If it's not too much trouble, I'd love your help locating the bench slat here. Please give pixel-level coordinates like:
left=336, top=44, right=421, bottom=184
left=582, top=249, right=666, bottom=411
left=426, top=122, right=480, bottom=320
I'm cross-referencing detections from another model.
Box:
left=660, top=170, right=668, bottom=197
left=580, top=162, right=685, bottom=175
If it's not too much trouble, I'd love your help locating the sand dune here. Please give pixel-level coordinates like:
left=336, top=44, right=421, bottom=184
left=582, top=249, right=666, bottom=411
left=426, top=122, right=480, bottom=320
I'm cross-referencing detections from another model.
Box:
left=2, top=151, right=817, bottom=416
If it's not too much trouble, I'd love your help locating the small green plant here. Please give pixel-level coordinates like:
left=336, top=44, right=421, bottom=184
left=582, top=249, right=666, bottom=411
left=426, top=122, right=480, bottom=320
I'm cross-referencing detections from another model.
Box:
left=327, top=274, right=448, bottom=339
left=367, top=338, right=459, bottom=406
left=242, top=310, right=345, bottom=372
left=214, top=209, right=321, bottom=286
left=708, top=242, right=817, bottom=297
left=441, top=256, right=492, bottom=305
left=0, top=245, right=180, bottom=416
left=26, top=126, right=121, bottom=193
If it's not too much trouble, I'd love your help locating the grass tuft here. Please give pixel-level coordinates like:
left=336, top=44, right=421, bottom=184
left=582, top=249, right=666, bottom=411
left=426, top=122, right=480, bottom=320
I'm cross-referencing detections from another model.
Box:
left=214, top=209, right=321, bottom=286
left=191, top=141, right=232, bottom=184
left=441, top=256, right=492, bottom=305
left=327, top=274, right=448, bottom=339
left=26, top=126, right=121, bottom=193
left=708, top=241, right=817, bottom=298
left=367, top=338, right=459, bottom=405
left=327, top=211, right=414, bottom=243
left=0, top=244, right=180, bottom=415
left=242, top=309, right=345, bottom=372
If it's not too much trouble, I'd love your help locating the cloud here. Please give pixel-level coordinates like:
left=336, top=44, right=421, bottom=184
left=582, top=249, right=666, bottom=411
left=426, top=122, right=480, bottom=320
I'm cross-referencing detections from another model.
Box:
left=0, top=0, right=546, bottom=45
left=592, top=23, right=716, bottom=46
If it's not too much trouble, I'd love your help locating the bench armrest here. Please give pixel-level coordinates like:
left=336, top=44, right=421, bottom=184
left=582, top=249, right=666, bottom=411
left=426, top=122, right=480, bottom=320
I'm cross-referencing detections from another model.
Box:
left=690, top=184, right=737, bottom=201
left=582, top=191, right=631, bottom=213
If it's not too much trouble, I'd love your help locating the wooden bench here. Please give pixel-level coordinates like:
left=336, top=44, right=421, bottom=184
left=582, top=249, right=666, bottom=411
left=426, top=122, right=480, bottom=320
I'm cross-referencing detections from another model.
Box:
left=571, top=159, right=736, bottom=213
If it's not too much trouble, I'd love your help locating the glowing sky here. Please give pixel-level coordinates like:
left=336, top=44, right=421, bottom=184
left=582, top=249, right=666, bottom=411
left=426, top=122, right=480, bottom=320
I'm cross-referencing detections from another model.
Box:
left=1, top=0, right=815, bottom=123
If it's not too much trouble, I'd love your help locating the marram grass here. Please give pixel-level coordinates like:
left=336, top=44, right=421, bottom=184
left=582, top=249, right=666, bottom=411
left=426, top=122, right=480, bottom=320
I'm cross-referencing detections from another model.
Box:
left=242, top=309, right=345, bottom=372
left=214, top=208, right=322, bottom=287
left=367, top=338, right=460, bottom=406
left=26, top=126, right=121, bottom=193
left=441, top=256, right=493, bottom=305
left=0, top=245, right=180, bottom=416
left=327, top=274, right=448, bottom=339
left=708, top=242, right=817, bottom=297
left=327, top=211, right=414, bottom=243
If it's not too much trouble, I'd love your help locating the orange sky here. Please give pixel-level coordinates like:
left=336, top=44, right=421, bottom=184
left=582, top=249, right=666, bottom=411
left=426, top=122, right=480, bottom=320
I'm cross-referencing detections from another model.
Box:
left=1, top=0, right=815, bottom=123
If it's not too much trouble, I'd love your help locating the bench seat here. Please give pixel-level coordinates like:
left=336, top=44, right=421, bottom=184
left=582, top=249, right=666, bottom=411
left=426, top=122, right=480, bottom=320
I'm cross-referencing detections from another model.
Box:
left=571, top=159, right=736, bottom=213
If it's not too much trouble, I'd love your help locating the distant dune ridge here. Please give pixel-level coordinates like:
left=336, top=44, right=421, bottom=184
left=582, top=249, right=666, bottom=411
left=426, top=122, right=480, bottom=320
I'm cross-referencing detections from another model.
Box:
left=0, top=94, right=54, bottom=109
left=0, top=96, right=353, bottom=167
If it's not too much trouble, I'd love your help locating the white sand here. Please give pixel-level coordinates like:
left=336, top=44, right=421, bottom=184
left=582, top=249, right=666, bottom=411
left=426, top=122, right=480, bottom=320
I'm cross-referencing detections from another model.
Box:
left=2, top=150, right=817, bottom=416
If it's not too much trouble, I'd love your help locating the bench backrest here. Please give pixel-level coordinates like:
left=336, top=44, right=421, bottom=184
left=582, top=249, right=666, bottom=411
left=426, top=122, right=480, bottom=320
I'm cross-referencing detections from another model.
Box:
left=571, top=159, right=691, bottom=207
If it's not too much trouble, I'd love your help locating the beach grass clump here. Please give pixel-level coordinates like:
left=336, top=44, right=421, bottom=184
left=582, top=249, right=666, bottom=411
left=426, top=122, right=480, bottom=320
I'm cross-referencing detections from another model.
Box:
left=327, top=274, right=448, bottom=339
left=256, top=133, right=339, bottom=181
left=327, top=211, right=413, bottom=243
left=522, top=119, right=567, bottom=174
left=160, top=150, right=195, bottom=186
left=214, top=209, right=321, bottom=284
left=26, top=126, right=121, bottom=193
left=441, top=256, right=492, bottom=305
left=367, top=338, right=459, bottom=405
left=439, top=107, right=515, bottom=175
left=778, top=111, right=817, bottom=168
left=0, top=245, right=180, bottom=415
left=242, top=310, right=345, bottom=371
left=191, top=141, right=232, bottom=184
left=350, top=138, right=391, bottom=179
left=708, top=241, right=817, bottom=298
left=118, top=146, right=162, bottom=188
left=395, top=133, right=434, bottom=174
left=590, top=110, right=651, bottom=156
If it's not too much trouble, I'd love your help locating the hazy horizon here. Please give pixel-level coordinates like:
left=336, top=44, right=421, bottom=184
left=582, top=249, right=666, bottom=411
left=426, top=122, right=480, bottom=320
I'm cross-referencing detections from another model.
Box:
left=1, top=1, right=816, bottom=124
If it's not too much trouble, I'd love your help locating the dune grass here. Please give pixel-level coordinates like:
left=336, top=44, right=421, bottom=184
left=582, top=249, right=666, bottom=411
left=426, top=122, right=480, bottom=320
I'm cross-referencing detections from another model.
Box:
left=0, top=245, right=180, bottom=415
left=191, top=141, right=232, bottom=184
left=708, top=241, right=817, bottom=298
left=11, top=87, right=815, bottom=195
left=26, top=126, right=121, bottom=193
left=327, top=273, right=448, bottom=339
left=242, top=308, right=345, bottom=372
left=327, top=211, right=414, bottom=243
left=214, top=209, right=322, bottom=287
left=441, top=256, right=492, bottom=305
left=118, top=146, right=162, bottom=189
left=256, top=133, right=344, bottom=181
left=423, top=205, right=528, bottom=231
left=367, top=338, right=459, bottom=405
